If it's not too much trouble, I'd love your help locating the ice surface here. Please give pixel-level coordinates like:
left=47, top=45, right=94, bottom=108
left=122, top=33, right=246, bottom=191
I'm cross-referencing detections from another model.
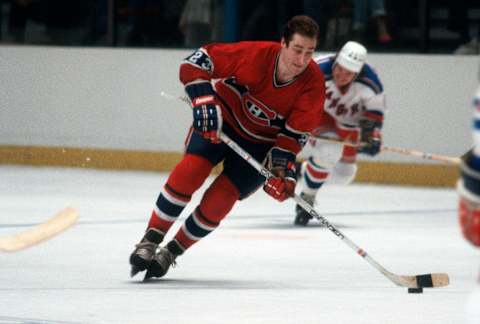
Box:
left=0, top=166, right=478, bottom=324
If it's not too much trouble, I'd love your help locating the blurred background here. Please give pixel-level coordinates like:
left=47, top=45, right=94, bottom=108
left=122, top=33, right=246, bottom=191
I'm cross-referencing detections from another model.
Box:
left=1, top=0, right=478, bottom=187
left=0, top=0, right=479, bottom=54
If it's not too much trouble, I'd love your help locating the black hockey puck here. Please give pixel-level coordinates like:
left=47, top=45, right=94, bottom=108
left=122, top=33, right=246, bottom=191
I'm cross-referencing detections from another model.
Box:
left=408, top=287, right=423, bottom=294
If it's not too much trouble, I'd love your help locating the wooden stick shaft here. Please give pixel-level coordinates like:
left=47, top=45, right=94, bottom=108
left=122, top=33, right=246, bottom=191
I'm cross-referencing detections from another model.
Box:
left=315, top=135, right=461, bottom=165
left=0, top=207, right=78, bottom=252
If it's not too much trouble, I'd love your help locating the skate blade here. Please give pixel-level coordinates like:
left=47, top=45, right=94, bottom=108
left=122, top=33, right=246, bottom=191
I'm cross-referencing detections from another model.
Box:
left=143, top=269, right=156, bottom=281
left=143, top=265, right=167, bottom=281
left=130, top=266, right=143, bottom=278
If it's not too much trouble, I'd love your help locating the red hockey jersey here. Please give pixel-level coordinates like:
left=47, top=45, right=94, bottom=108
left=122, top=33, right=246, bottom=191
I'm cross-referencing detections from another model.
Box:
left=179, top=41, right=325, bottom=154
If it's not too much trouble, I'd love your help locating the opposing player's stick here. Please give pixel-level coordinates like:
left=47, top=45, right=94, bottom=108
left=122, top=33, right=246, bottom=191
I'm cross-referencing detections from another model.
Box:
left=220, top=132, right=449, bottom=289
left=0, top=207, right=78, bottom=252
left=315, top=135, right=461, bottom=165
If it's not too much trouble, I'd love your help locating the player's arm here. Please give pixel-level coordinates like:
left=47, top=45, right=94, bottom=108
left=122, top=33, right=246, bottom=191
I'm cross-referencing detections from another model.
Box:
left=263, top=126, right=309, bottom=202
left=357, top=92, right=386, bottom=156
left=264, top=82, right=325, bottom=202
left=179, top=47, right=223, bottom=143
left=179, top=43, right=251, bottom=143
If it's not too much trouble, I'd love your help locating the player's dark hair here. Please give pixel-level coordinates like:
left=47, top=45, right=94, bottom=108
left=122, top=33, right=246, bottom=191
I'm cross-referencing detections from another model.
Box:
left=282, top=15, right=319, bottom=46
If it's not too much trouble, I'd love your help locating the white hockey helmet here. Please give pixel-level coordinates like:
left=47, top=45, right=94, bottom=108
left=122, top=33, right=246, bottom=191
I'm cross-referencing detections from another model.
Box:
left=335, top=41, right=367, bottom=73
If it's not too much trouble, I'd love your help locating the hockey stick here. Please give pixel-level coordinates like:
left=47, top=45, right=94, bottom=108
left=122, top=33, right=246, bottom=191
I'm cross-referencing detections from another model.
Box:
left=220, top=132, right=450, bottom=289
left=0, top=207, right=78, bottom=252
left=159, top=90, right=450, bottom=288
left=315, top=135, right=461, bottom=165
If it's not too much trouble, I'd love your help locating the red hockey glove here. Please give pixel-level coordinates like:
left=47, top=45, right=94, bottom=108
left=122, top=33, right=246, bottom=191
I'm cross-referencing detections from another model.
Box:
left=185, top=81, right=222, bottom=144
left=263, top=147, right=297, bottom=202
left=357, top=115, right=382, bottom=156
left=458, top=150, right=480, bottom=247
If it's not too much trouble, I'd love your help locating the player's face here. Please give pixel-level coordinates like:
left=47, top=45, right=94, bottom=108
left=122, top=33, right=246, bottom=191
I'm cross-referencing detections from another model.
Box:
left=280, top=34, right=316, bottom=78
left=333, top=64, right=357, bottom=87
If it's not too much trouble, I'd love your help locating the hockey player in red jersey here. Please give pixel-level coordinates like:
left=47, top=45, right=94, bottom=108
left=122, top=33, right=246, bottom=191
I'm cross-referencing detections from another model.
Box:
left=129, top=15, right=326, bottom=279
left=294, top=41, right=387, bottom=226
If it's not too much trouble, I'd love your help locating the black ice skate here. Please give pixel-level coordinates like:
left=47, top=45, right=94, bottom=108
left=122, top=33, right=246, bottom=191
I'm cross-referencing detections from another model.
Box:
left=144, top=241, right=183, bottom=280
left=129, top=228, right=164, bottom=277
left=294, top=193, right=315, bottom=226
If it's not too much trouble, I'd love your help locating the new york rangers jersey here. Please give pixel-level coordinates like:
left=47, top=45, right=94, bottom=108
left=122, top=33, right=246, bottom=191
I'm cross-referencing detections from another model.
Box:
left=315, top=55, right=386, bottom=127
left=179, top=41, right=326, bottom=155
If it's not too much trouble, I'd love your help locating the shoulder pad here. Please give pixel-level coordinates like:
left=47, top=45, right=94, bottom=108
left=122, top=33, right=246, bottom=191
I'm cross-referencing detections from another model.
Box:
left=357, top=63, right=383, bottom=94
left=315, top=55, right=334, bottom=78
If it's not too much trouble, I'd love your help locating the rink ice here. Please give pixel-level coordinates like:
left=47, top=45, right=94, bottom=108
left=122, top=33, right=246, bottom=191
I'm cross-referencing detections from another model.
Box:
left=0, top=165, right=478, bottom=324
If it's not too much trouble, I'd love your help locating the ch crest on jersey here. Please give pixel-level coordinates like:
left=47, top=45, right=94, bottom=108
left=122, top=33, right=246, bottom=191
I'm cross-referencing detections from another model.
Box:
left=242, top=95, right=277, bottom=127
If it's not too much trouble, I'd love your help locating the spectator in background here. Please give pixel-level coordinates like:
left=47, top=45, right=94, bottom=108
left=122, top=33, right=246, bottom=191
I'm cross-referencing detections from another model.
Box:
left=6, top=0, right=44, bottom=43
left=240, top=0, right=299, bottom=41
left=303, top=0, right=343, bottom=50
left=450, top=0, right=480, bottom=55
left=44, top=0, right=89, bottom=45
left=82, top=0, right=108, bottom=45
left=6, top=0, right=91, bottom=45
left=351, top=0, right=391, bottom=44
left=179, top=0, right=215, bottom=48
left=126, top=0, right=184, bottom=47
left=454, top=30, right=480, bottom=55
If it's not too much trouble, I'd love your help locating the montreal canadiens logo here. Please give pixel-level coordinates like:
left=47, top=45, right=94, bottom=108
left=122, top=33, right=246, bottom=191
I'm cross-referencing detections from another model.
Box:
left=242, top=95, right=277, bottom=126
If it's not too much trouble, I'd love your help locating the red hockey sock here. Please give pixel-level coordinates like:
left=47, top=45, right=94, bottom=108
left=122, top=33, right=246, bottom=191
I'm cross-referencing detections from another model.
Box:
left=168, top=153, right=214, bottom=197
left=147, top=154, right=214, bottom=234
left=173, top=175, right=240, bottom=250
left=198, top=175, right=240, bottom=223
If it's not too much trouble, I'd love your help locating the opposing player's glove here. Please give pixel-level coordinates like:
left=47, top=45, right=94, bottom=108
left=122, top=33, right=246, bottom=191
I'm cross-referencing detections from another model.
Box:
left=357, top=116, right=382, bottom=156
left=263, top=147, right=296, bottom=202
left=458, top=149, right=480, bottom=247
left=185, top=81, right=222, bottom=143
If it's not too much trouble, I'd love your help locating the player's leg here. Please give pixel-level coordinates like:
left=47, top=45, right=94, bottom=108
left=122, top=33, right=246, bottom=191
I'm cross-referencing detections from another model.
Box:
left=130, top=130, right=225, bottom=276
left=295, top=124, right=359, bottom=226
left=328, top=134, right=359, bottom=185
left=295, top=115, right=336, bottom=225
left=146, top=174, right=241, bottom=279
left=145, top=138, right=270, bottom=279
left=295, top=137, right=342, bottom=225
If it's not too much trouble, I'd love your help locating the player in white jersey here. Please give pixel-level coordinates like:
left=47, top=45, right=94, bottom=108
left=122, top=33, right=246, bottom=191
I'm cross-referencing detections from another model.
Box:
left=457, top=80, right=480, bottom=324
left=294, top=41, right=387, bottom=226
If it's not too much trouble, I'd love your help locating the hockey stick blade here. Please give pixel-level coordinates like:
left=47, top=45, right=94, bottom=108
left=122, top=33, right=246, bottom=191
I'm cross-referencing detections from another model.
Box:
left=392, top=273, right=450, bottom=289
left=0, top=207, right=78, bottom=252
left=220, top=132, right=450, bottom=289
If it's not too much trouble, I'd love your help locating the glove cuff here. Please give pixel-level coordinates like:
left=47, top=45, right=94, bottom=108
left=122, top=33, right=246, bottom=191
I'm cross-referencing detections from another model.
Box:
left=265, top=147, right=297, bottom=180
left=185, top=81, right=215, bottom=102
